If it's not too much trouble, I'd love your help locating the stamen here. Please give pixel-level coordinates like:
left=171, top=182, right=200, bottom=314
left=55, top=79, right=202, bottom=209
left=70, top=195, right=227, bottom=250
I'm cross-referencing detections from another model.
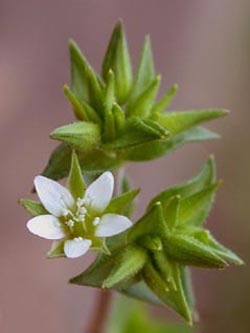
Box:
left=93, top=217, right=100, bottom=226
left=66, top=219, right=74, bottom=228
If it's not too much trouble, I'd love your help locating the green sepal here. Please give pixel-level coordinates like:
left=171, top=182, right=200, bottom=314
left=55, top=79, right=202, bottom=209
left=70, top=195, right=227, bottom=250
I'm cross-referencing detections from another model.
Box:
left=149, top=155, right=216, bottom=209
left=151, top=84, right=178, bottom=114
left=189, top=228, right=244, bottom=266
left=179, top=267, right=197, bottom=317
left=102, top=21, right=132, bottom=104
left=163, top=195, right=180, bottom=230
left=51, top=121, right=101, bottom=150
left=126, top=75, right=161, bottom=118
left=128, top=35, right=155, bottom=105
left=42, top=144, right=122, bottom=181
left=138, top=235, right=163, bottom=252
left=64, top=85, right=101, bottom=124
left=112, top=103, right=126, bottom=134
left=102, top=245, right=147, bottom=288
left=70, top=253, right=114, bottom=287
left=68, top=151, right=85, bottom=199
left=103, top=109, right=116, bottom=142
left=153, top=251, right=177, bottom=291
left=142, top=262, right=192, bottom=323
left=105, top=117, right=169, bottom=150
left=69, top=40, right=104, bottom=111
left=125, top=126, right=219, bottom=162
left=163, top=233, right=226, bottom=268
left=128, top=202, right=167, bottom=243
left=20, top=198, right=47, bottom=216
left=105, top=189, right=140, bottom=216
left=158, top=109, right=228, bottom=135
left=177, top=181, right=221, bottom=227
left=104, top=69, right=116, bottom=112
left=47, top=240, right=65, bottom=258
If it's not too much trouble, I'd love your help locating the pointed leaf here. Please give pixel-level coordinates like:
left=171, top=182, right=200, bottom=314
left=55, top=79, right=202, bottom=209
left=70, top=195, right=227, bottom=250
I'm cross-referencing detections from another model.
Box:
left=191, top=229, right=243, bottom=266
left=128, top=202, right=167, bottom=242
left=178, top=182, right=221, bottom=227
left=64, top=85, right=101, bottom=124
left=68, top=151, right=85, bottom=199
left=164, top=233, right=226, bottom=268
left=148, top=156, right=216, bottom=209
left=103, top=246, right=147, bottom=288
left=152, top=84, right=178, bottom=114
left=105, top=189, right=140, bottom=215
left=143, top=262, right=192, bottom=323
left=127, top=75, right=161, bottom=118
left=128, top=35, right=155, bottom=104
left=113, top=103, right=126, bottom=134
left=20, top=198, right=47, bottom=216
left=69, top=40, right=104, bottom=111
left=125, top=126, right=219, bottom=162
left=102, top=21, right=132, bottom=104
left=163, top=195, right=180, bottom=230
left=105, top=117, right=169, bottom=150
left=51, top=121, right=101, bottom=150
left=158, top=109, right=228, bottom=135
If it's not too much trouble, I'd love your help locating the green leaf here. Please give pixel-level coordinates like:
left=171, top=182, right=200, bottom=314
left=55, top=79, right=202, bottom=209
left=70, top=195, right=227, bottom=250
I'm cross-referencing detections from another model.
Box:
left=64, top=85, right=101, bottom=124
left=112, top=103, right=126, bottom=134
left=177, top=182, right=221, bottom=227
left=105, top=117, right=169, bottom=150
left=103, top=246, right=147, bottom=288
left=127, top=75, right=161, bottom=118
left=152, top=84, right=178, bottom=114
left=105, top=189, right=140, bottom=215
left=163, top=195, right=180, bottom=230
left=68, top=151, right=85, bottom=199
left=143, top=262, right=192, bottom=323
left=20, top=198, right=47, bottom=216
left=128, top=202, right=167, bottom=242
left=51, top=121, right=101, bottom=150
left=149, top=155, right=216, bottom=209
left=127, top=35, right=155, bottom=105
left=104, top=69, right=116, bottom=112
left=70, top=253, right=114, bottom=287
left=102, top=21, right=132, bottom=104
left=69, top=39, right=104, bottom=111
left=125, top=126, right=219, bottom=162
left=158, top=109, right=228, bottom=135
left=190, top=229, right=243, bottom=266
left=164, top=233, right=226, bottom=268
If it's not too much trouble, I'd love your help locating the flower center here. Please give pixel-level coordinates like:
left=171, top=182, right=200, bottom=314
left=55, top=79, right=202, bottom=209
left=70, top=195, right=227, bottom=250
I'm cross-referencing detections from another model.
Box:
left=61, top=197, right=99, bottom=239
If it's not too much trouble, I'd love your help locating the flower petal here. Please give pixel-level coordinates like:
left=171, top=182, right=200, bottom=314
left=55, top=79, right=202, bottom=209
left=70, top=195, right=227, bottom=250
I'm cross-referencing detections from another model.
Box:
left=64, top=238, right=92, bottom=258
left=27, top=215, right=66, bottom=240
left=84, top=172, right=114, bottom=212
left=34, top=176, right=74, bottom=216
left=95, top=213, right=132, bottom=237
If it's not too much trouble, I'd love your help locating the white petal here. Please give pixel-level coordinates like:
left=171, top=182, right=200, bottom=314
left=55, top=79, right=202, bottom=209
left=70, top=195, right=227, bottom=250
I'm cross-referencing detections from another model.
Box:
left=84, top=172, right=114, bottom=212
left=64, top=238, right=92, bottom=258
left=34, top=176, right=74, bottom=216
left=27, top=215, right=66, bottom=240
left=95, top=213, right=132, bottom=237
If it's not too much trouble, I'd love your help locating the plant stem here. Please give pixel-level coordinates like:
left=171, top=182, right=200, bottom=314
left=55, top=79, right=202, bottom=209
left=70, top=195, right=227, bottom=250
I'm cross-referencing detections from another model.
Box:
left=86, top=167, right=125, bottom=333
left=86, top=290, right=112, bottom=333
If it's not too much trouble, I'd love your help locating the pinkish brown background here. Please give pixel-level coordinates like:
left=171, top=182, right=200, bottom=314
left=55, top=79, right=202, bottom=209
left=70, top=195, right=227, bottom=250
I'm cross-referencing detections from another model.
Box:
left=1, top=0, right=250, bottom=332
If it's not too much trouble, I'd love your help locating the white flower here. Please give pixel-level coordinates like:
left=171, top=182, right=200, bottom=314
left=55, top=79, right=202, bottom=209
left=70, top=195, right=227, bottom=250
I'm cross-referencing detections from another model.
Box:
left=27, top=172, right=132, bottom=258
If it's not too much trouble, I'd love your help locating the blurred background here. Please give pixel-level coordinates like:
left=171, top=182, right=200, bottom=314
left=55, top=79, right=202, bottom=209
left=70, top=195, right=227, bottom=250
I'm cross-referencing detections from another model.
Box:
left=1, top=0, right=250, bottom=332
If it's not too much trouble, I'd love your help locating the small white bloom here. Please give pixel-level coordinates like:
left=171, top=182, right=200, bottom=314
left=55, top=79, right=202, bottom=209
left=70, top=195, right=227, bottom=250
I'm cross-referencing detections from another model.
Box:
left=27, top=172, right=133, bottom=258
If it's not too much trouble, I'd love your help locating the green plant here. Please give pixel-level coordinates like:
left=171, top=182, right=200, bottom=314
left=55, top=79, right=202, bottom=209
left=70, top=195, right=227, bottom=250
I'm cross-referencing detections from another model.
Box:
left=21, top=20, right=243, bottom=332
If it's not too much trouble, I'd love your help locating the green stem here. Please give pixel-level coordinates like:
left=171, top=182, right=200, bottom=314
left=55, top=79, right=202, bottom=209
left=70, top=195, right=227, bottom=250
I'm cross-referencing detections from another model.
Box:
left=86, top=167, right=125, bottom=333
